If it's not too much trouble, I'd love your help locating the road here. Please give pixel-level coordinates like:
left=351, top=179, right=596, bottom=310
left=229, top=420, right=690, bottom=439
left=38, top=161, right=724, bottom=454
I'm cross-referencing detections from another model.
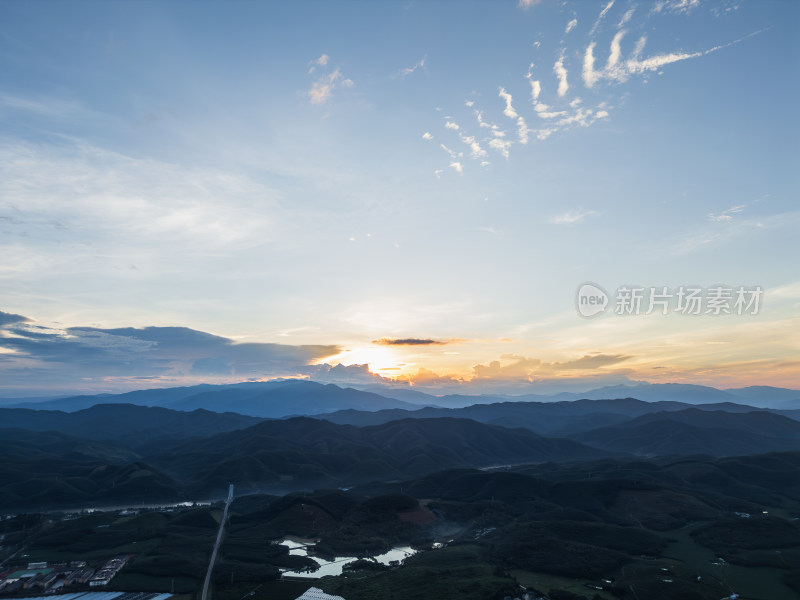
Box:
left=201, top=484, right=234, bottom=600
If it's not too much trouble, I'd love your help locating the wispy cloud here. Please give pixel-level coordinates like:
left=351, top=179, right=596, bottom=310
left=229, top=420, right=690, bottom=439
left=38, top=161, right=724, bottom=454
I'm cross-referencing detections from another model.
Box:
left=498, top=88, right=530, bottom=144
left=549, top=209, right=600, bottom=225
left=617, top=7, right=635, bottom=27
left=459, top=133, right=487, bottom=160
left=440, top=143, right=465, bottom=174
left=488, top=136, right=512, bottom=159
left=589, top=0, right=615, bottom=37
left=708, top=204, right=745, bottom=222
left=652, top=0, right=701, bottom=15
left=518, top=0, right=543, bottom=10
left=307, top=54, right=329, bottom=74
left=428, top=3, right=756, bottom=173
left=0, top=138, right=277, bottom=250
left=0, top=93, right=89, bottom=120
left=399, top=55, right=427, bottom=77
left=308, top=55, right=353, bottom=105
left=498, top=87, right=519, bottom=119
left=422, top=132, right=433, bottom=140
left=583, top=29, right=763, bottom=88
left=553, top=53, right=569, bottom=97
left=373, top=337, right=446, bottom=346
left=674, top=209, right=800, bottom=255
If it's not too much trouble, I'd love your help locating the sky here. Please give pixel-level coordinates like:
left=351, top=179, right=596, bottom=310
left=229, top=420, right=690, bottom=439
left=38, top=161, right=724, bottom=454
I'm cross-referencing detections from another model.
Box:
left=1, top=0, right=798, bottom=397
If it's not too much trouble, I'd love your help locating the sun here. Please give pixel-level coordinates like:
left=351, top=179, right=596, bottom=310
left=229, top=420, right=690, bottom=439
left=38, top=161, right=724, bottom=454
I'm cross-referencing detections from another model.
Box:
left=317, top=345, right=412, bottom=378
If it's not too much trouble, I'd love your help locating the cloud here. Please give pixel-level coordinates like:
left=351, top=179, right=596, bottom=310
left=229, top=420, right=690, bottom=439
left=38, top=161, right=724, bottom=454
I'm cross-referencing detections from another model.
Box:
left=583, top=29, right=762, bottom=89
left=618, top=7, right=635, bottom=27
left=518, top=0, right=542, bottom=9
left=529, top=78, right=542, bottom=103
left=399, top=55, right=427, bottom=77
left=460, top=134, right=487, bottom=160
left=549, top=209, right=600, bottom=224
left=0, top=311, right=341, bottom=394
left=498, top=87, right=519, bottom=119
left=497, top=88, right=530, bottom=144
left=589, top=0, right=615, bottom=37
left=472, top=354, right=542, bottom=380
left=0, top=93, right=90, bottom=120
left=673, top=209, right=800, bottom=255
left=440, top=143, right=461, bottom=161
left=471, top=352, right=630, bottom=381
left=308, top=58, right=353, bottom=105
left=516, top=117, right=530, bottom=144
left=584, top=31, right=702, bottom=87
left=425, top=4, right=755, bottom=175
left=474, top=109, right=495, bottom=130
left=565, top=19, right=578, bottom=34
left=301, top=362, right=388, bottom=386
left=554, top=353, right=633, bottom=370
left=422, top=132, right=433, bottom=140
left=583, top=42, right=600, bottom=88
left=708, top=204, right=745, bottom=222
left=373, top=338, right=446, bottom=346
left=0, top=310, right=30, bottom=328
left=652, top=0, right=700, bottom=15
left=488, top=136, right=512, bottom=159
left=0, top=138, right=277, bottom=252
left=554, top=54, right=570, bottom=97
left=449, top=161, right=463, bottom=174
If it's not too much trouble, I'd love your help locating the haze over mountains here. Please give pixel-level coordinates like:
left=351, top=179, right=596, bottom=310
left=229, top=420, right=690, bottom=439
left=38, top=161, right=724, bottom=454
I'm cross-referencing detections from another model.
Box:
left=4, top=379, right=799, bottom=413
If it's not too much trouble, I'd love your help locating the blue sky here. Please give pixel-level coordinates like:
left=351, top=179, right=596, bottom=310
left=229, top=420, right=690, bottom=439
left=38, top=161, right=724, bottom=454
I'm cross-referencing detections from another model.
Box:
left=1, top=0, right=798, bottom=396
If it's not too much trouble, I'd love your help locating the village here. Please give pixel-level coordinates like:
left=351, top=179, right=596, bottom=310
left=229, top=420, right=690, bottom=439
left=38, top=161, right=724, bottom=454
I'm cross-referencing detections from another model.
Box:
left=0, top=557, right=130, bottom=596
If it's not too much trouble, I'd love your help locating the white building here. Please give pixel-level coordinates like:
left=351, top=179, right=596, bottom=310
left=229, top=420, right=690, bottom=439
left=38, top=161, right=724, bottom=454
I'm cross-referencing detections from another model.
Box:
left=294, top=587, right=346, bottom=600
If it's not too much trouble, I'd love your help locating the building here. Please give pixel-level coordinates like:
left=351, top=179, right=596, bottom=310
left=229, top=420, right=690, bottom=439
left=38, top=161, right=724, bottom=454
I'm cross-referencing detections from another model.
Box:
left=294, top=587, right=346, bottom=600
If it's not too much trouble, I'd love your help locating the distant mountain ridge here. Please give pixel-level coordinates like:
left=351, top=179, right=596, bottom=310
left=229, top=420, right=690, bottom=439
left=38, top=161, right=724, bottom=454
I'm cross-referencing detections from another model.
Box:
left=319, top=397, right=800, bottom=436
left=5, top=380, right=421, bottom=416
left=7, top=380, right=798, bottom=415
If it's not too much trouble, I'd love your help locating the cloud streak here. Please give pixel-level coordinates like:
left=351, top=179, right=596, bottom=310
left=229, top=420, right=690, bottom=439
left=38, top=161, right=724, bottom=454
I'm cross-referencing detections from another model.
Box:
left=373, top=338, right=447, bottom=346
left=427, top=3, right=760, bottom=174
left=549, top=209, right=601, bottom=225
left=399, top=55, right=427, bottom=77
left=308, top=55, right=354, bottom=104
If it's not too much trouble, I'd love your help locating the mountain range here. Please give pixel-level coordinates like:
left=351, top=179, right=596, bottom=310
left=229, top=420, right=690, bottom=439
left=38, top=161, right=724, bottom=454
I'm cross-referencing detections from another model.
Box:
left=2, top=381, right=800, bottom=511
left=5, top=380, right=799, bottom=414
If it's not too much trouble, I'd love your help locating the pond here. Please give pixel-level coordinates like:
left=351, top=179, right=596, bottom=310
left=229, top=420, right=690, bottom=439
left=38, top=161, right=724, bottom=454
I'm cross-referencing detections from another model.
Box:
left=278, top=537, right=417, bottom=578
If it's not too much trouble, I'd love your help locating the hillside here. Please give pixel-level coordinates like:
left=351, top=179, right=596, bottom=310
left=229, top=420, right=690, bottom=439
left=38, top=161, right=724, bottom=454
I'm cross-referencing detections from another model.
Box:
left=145, top=417, right=607, bottom=495
left=0, top=403, right=263, bottom=447
left=0, top=429, right=180, bottom=510
left=574, top=409, right=800, bottom=457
